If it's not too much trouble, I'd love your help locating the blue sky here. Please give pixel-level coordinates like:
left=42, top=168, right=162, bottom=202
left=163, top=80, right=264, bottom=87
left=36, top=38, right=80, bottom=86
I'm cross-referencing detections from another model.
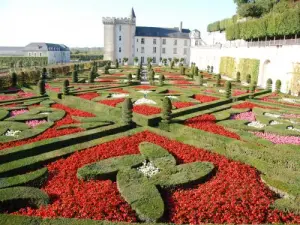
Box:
left=0, top=0, right=236, bottom=47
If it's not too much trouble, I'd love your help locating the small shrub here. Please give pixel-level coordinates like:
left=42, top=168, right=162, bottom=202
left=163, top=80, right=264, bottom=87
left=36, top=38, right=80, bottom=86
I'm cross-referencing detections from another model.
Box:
left=216, top=74, right=221, bottom=87
left=246, top=74, right=251, bottom=84
left=194, top=66, right=199, bottom=77
left=225, top=81, right=232, bottom=98
left=266, top=78, right=272, bottom=90
left=275, top=79, right=281, bottom=93
left=236, top=72, right=241, bottom=82
left=11, top=72, right=17, bottom=87
left=63, top=79, right=70, bottom=95
left=122, top=98, right=133, bottom=125
left=170, top=61, right=175, bottom=69
left=38, top=80, right=46, bottom=95
left=182, top=67, right=186, bottom=75
left=249, top=81, right=256, bottom=99
left=19, top=71, right=25, bottom=87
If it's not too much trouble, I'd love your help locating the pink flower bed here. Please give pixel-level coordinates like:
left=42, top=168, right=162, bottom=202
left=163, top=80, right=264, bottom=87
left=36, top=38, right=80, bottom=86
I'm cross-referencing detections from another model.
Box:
left=282, top=114, right=300, bottom=119
left=26, top=119, right=47, bottom=128
left=204, top=89, right=216, bottom=93
left=231, top=111, right=256, bottom=122
left=0, top=95, right=15, bottom=101
left=18, top=91, right=35, bottom=98
left=253, top=132, right=300, bottom=145
left=10, top=109, right=29, bottom=116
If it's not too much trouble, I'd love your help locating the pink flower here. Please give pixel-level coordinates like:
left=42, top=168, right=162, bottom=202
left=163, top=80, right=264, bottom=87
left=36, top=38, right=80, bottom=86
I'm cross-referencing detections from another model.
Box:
left=253, top=132, right=300, bottom=145
left=231, top=111, right=256, bottom=122
left=26, top=119, right=47, bottom=128
left=282, top=114, right=300, bottom=119
left=10, top=109, right=29, bottom=117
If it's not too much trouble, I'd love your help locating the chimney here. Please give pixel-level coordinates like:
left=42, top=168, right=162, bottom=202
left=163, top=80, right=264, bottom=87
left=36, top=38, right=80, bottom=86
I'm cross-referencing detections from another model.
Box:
left=180, top=21, right=183, bottom=33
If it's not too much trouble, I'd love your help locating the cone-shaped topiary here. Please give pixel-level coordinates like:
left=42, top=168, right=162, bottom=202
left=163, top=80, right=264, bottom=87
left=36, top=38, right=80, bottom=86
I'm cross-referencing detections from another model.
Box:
left=198, top=73, right=203, bottom=86
left=225, top=81, right=232, bottom=98
left=210, top=66, right=214, bottom=73
left=104, top=64, right=109, bottom=74
left=72, top=70, right=78, bottom=83
left=63, top=79, right=70, bottom=95
left=115, top=59, right=119, bottom=69
left=42, top=68, right=47, bottom=79
left=182, top=67, right=186, bottom=75
left=122, top=98, right=133, bottom=125
left=19, top=71, right=25, bottom=87
left=180, top=66, right=183, bottom=75
left=38, top=80, right=46, bottom=95
left=249, top=81, right=256, bottom=99
left=207, top=65, right=210, bottom=72
left=89, top=70, right=94, bottom=83
left=266, top=78, right=272, bottom=90
left=11, top=72, right=17, bottom=87
left=127, top=73, right=132, bottom=85
left=275, top=79, right=281, bottom=93
left=136, top=68, right=141, bottom=79
left=194, top=66, right=199, bottom=77
left=246, top=74, right=251, bottom=84
left=216, top=74, right=221, bottom=87
left=159, top=74, right=165, bottom=86
left=161, top=97, right=172, bottom=124
left=236, top=72, right=241, bottom=82
left=170, top=61, right=175, bottom=69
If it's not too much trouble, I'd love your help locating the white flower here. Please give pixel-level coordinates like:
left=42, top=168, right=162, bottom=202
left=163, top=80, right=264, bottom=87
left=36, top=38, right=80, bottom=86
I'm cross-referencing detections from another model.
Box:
left=111, top=93, right=129, bottom=98
left=242, top=82, right=249, bottom=86
left=154, top=75, right=160, bottom=79
left=137, top=90, right=152, bottom=94
left=203, top=83, right=208, bottom=87
left=264, top=112, right=281, bottom=118
left=123, top=79, right=128, bottom=83
left=221, top=75, right=233, bottom=81
left=287, top=126, right=300, bottom=132
left=137, top=161, right=160, bottom=178
left=134, top=98, right=157, bottom=105
left=247, top=121, right=266, bottom=128
left=166, top=95, right=178, bottom=99
left=5, top=129, right=21, bottom=137
left=269, top=120, right=282, bottom=125
left=280, top=98, right=300, bottom=104
left=219, top=90, right=226, bottom=93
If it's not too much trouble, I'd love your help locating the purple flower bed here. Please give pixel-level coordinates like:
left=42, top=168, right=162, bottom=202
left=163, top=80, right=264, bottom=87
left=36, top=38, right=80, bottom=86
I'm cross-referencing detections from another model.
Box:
left=231, top=111, right=256, bottom=122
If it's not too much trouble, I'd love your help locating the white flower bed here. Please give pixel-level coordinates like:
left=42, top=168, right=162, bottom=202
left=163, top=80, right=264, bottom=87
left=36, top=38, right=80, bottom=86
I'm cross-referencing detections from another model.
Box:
left=111, top=93, right=129, bottom=98
left=141, top=81, right=150, bottom=85
left=221, top=75, right=233, bottom=81
left=5, top=129, right=21, bottom=137
left=137, top=90, right=152, bottom=94
left=264, top=112, right=281, bottom=118
left=287, top=126, right=300, bottom=133
left=203, top=83, right=208, bottom=87
left=154, top=75, right=160, bottom=79
left=241, top=82, right=249, bottom=86
left=219, top=90, right=226, bottom=93
left=166, top=96, right=178, bottom=99
left=280, top=98, right=300, bottom=104
left=247, top=121, right=266, bottom=129
left=137, top=161, right=160, bottom=178
left=290, top=120, right=300, bottom=125
left=269, top=120, right=282, bottom=125
left=134, top=98, right=157, bottom=105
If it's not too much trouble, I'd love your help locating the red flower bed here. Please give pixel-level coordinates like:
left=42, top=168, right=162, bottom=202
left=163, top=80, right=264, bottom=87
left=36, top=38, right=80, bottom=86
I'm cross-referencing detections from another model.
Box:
left=0, top=104, right=95, bottom=151
left=194, top=94, right=219, bottom=103
left=76, top=92, right=99, bottom=100
left=16, top=131, right=300, bottom=224
left=99, top=98, right=125, bottom=107
left=185, top=114, right=240, bottom=140
left=0, top=91, right=35, bottom=101
left=110, top=73, right=125, bottom=76
left=134, top=85, right=156, bottom=90
left=109, top=88, right=129, bottom=94
left=96, top=79, right=116, bottom=83
left=232, top=102, right=277, bottom=110
left=0, top=95, right=15, bottom=101
left=133, top=105, right=161, bottom=115
left=172, top=80, right=193, bottom=85
left=45, top=84, right=61, bottom=93
left=204, top=89, right=216, bottom=94
left=166, top=90, right=179, bottom=94
left=260, top=94, right=300, bottom=107
left=173, top=102, right=195, bottom=109
left=165, top=75, right=186, bottom=80
left=233, top=89, right=248, bottom=96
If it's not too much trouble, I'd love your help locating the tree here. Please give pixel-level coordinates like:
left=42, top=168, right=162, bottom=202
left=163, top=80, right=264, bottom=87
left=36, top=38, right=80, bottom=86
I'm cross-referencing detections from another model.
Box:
left=180, top=58, right=185, bottom=63
left=194, top=66, right=199, bottom=77
left=72, top=70, right=78, bottom=83
left=122, top=98, right=133, bottom=125
left=237, top=3, right=264, bottom=18
left=115, top=59, right=119, bottom=69
left=210, top=66, right=214, bottom=73
left=147, top=57, right=153, bottom=64
left=63, top=79, right=70, bottom=95
left=123, top=58, right=129, bottom=64
left=161, top=97, right=172, bottom=124
left=38, top=80, right=46, bottom=95
left=162, top=58, right=167, bottom=65
left=173, top=57, right=179, bottom=64
left=136, top=68, right=141, bottom=80
left=207, top=65, right=210, bottom=72
left=249, top=81, right=257, bottom=99
left=266, top=78, right=272, bottom=90
left=104, top=64, right=109, bottom=74
left=170, top=61, right=175, bottom=69
left=225, top=81, right=232, bottom=98
left=275, top=79, right=281, bottom=93
left=19, top=71, right=25, bottom=87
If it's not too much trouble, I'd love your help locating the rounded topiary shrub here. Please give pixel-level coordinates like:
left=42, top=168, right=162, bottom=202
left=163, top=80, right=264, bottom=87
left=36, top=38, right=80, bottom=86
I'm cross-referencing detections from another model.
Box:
left=216, top=74, right=221, bottom=87
left=266, top=78, right=272, bottom=90
left=275, top=79, right=281, bottom=93
left=122, top=98, right=133, bottom=125
left=161, top=97, right=172, bottom=124
left=225, top=81, right=232, bottom=98
left=236, top=72, right=241, bottom=82
left=72, top=70, right=78, bottom=83
left=38, top=80, right=46, bottom=96
left=11, top=72, right=17, bottom=87
left=246, top=74, right=251, bottom=84
left=63, top=79, right=70, bottom=95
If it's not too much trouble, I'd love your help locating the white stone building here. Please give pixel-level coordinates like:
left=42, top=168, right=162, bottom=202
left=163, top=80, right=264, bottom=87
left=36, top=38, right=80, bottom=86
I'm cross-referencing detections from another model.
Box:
left=23, top=43, right=70, bottom=64
left=102, top=8, right=204, bottom=65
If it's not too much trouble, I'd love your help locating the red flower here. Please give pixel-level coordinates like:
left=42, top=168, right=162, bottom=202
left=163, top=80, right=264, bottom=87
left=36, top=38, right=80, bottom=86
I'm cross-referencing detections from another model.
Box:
left=99, top=98, right=125, bottom=107
left=172, top=80, right=193, bottom=85
left=133, top=105, right=161, bottom=115
left=233, top=89, right=248, bottom=96
left=134, top=85, right=156, bottom=90
left=185, top=114, right=240, bottom=140
left=232, top=102, right=277, bottom=109
left=96, top=79, right=116, bottom=83
left=173, top=102, right=195, bottom=109
left=45, top=84, right=61, bottom=93
left=76, top=92, right=99, bottom=100
left=194, top=94, right=219, bottom=103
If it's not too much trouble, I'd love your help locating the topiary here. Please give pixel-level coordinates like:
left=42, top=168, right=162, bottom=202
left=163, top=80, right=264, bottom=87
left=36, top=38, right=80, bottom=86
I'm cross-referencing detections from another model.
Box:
left=246, top=74, right=251, bottom=84
left=161, top=97, right=172, bottom=124
left=127, top=73, right=132, bottom=85
left=249, top=81, right=256, bottom=99
left=11, top=72, right=17, bottom=87
left=170, top=61, right=175, bottom=69
left=275, top=79, right=281, bottom=93
left=194, top=66, right=199, bottom=77
left=72, top=70, right=78, bottom=83
left=122, top=98, right=133, bottom=125
left=42, top=68, right=47, bottom=79
left=38, top=80, right=46, bottom=95
left=159, top=74, right=165, bottom=86
left=266, top=78, right=272, bottom=90
left=210, top=66, right=214, bottom=73
left=115, top=59, right=119, bottom=69
left=207, top=65, right=210, bottom=72
left=63, top=79, right=70, bottom=95
left=89, top=70, right=94, bottom=83
left=216, top=74, right=221, bottom=87
left=236, top=72, right=241, bottom=82
left=104, top=65, right=109, bottom=74
left=225, top=81, right=232, bottom=98
left=182, top=67, right=186, bottom=75
left=198, top=73, right=203, bottom=86
left=19, top=71, right=25, bottom=87
left=136, top=68, right=141, bottom=78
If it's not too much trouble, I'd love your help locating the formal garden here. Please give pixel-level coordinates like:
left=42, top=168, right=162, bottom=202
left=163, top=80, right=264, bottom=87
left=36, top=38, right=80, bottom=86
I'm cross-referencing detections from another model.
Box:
left=0, top=60, right=300, bottom=225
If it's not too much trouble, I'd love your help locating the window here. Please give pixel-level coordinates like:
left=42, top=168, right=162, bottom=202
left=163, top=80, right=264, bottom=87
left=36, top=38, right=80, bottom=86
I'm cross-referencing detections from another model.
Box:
left=141, top=38, right=145, bottom=44
left=34, top=52, right=37, bottom=57
left=153, top=47, right=156, bottom=53
left=40, top=52, right=42, bottom=57
left=119, top=58, right=121, bottom=63
left=141, top=56, right=144, bottom=63
left=184, top=40, right=188, bottom=46
left=162, top=39, right=166, bottom=45
left=174, top=40, right=177, bottom=45
left=137, top=39, right=138, bottom=42
left=195, top=40, right=199, bottom=46
left=162, top=48, right=166, bottom=54
left=28, top=52, right=32, bottom=56
left=119, top=36, right=121, bottom=41
left=173, top=48, right=177, bottom=54
left=153, top=39, right=156, bottom=44
left=137, top=48, right=138, bottom=52
left=184, top=48, right=188, bottom=55
left=153, top=57, right=156, bottom=63
left=119, top=25, right=121, bottom=31
left=119, top=47, right=121, bottom=53
left=141, top=47, right=145, bottom=53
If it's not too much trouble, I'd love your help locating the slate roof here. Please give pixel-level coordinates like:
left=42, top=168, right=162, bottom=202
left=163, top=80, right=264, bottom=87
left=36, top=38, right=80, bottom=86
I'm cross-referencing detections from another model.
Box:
left=135, top=26, right=190, bottom=38
left=0, top=47, right=24, bottom=56
left=24, top=43, right=70, bottom=52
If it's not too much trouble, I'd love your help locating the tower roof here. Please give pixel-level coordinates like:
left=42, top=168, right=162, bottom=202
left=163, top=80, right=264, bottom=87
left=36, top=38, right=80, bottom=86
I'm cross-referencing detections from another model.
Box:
left=130, top=8, right=136, bottom=18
